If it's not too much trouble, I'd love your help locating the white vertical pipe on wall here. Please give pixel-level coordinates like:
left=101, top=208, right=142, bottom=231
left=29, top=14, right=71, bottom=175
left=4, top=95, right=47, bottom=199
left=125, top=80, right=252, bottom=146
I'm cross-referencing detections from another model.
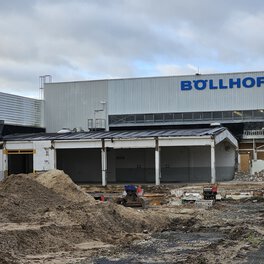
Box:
left=211, top=140, right=216, bottom=184
left=101, top=140, right=107, bottom=186
left=155, top=138, right=161, bottom=185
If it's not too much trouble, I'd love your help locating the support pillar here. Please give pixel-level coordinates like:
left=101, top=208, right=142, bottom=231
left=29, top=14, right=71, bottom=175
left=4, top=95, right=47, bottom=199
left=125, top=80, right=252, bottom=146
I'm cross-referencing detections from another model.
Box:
left=211, top=140, right=216, bottom=184
left=101, top=139, right=107, bottom=186
left=155, top=138, right=160, bottom=185
left=2, top=148, right=8, bottom=178
left=253, top=139, right=257, bottom=161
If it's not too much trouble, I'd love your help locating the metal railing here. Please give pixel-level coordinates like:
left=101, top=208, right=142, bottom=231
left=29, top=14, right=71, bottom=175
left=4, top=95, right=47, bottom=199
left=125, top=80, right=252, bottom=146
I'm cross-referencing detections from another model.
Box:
left=244, top=130, right=264, bottom=136
left=88, top=118, right=106, bottom=130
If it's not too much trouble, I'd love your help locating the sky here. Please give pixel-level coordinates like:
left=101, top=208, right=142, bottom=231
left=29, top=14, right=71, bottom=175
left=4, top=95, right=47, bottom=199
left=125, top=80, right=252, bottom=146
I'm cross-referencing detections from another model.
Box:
left=0, top=0, right=264, bottom=98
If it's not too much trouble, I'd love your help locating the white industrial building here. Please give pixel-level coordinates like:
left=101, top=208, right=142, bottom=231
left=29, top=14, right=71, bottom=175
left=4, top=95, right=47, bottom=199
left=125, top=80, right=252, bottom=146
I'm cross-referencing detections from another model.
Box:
left=44, top=71, right=264, bottom=132
left=2, top=71, right=264, bottom=184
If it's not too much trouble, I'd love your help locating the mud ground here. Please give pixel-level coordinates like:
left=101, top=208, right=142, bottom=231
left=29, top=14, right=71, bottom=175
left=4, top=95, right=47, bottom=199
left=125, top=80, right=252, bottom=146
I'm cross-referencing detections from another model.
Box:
left=0, top=170, right=263, bottom=264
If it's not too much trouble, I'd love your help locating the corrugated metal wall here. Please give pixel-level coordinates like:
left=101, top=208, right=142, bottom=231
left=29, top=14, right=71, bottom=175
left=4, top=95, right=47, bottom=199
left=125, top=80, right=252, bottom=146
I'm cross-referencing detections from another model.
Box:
left=44, top=81, right=108, bottom=132
left=0, top=92, right=43, bottom=127
left=44, top=71, right=264, bottom=132
left=108, top=71, right=264, bottom=114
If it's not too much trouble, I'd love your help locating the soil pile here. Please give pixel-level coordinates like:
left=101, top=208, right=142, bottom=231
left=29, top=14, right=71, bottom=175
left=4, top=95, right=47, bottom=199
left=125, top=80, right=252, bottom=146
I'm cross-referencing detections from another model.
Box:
left=35, top=169, right=96, bottom=204
left=0, top=171, right=169, bottom=260
left=0, top=173, right=70, bottom=223
left=0, top=252, right=19, bottom=264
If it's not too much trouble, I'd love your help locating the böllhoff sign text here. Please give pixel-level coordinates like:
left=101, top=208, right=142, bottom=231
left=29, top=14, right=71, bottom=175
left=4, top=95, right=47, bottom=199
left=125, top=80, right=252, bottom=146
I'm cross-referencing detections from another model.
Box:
left=181, top=77, right=264, bottom=91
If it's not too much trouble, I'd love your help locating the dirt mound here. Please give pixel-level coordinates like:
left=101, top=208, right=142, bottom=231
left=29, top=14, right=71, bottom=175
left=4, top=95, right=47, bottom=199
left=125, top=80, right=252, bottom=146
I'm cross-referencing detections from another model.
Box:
left=35, top=170, right=96, bottom=204
left=0, top=252, right=19, bottom=264
left=0, top=171, right=170, bottom=260
left=0, top=174, right=71, bottom=223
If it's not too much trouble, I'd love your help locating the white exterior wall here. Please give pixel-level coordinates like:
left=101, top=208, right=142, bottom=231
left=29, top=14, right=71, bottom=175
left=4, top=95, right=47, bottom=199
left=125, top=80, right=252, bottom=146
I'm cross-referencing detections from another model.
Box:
left=251, top=160, right=264, bottom=174
left=44, top=81, right=108, bottom=132
left=33, top=141, right=56, bottom=171
left=215, top=141, right=236, bottom=167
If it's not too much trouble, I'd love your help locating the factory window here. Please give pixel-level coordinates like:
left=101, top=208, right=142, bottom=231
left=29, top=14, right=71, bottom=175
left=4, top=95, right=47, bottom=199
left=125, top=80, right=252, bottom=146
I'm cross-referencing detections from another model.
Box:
left=193, top=112, right=203, bottom=120
left=145, top=114, right=154, bottom=122
left=253, top=110, right=264, bottom=119
left=174, top=113, right=183, bottom=120
left=125, top=115, right=135, bottom=123
left=109, top=116, right=119, bottom=124
left=202, top=112, right=212, bottom=120
left=164, top=113, right=174, bottom=121
left=212, top=112, right=222, bottom=120
left=233, top=111, right=243, bottom=119
left=136, top=115, right=144, bottom=123
left=109, top=108, right=263, bottom=126
left=243, top=110, right=253, bottom=120
left=154, top=114, right=164, bottom=122
left=223, top=111, right=233, bottom=119
left=183, top=113, right=192, bottom=120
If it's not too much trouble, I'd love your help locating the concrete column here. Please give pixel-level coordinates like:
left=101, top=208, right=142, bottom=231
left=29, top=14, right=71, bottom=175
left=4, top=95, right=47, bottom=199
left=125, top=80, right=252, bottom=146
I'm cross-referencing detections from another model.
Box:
left=211, top=140, right=216, bottom=184
left=0, top=149, right=3, bottom=180
left=101, top=140, right=107, bottom=186
left=51, top=148, right=56, bottom=169
left=1, top=149, right=8, bottom=178
left=253, top=139, right=257, bottom=161
left=155, top=138, right=160, bottom=185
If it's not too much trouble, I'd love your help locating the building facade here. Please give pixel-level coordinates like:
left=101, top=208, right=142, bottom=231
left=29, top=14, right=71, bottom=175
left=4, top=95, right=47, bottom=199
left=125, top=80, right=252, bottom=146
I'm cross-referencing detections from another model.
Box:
left=44, top=71, right=264, bottom=133
left=1, top=71, right=264, bottom=184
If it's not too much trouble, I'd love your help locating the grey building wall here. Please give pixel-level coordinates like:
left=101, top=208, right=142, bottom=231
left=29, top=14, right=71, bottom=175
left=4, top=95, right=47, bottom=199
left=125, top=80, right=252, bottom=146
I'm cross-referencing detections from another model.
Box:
left=44, top=71, right=264, bottom=132
left=44, top=81, right=108, bottom=132
left=108, top=71, right=264, bottom=115
left=0, top=92, right=43, bottom=127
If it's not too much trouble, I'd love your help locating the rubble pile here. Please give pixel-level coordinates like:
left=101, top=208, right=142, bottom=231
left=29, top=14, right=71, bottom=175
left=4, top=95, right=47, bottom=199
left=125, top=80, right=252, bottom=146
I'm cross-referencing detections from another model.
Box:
left=0, top=170, right=168, bottom=262
left=0, top=170, right=263, bottom=263
left=234, top=171, right=264, bottom=182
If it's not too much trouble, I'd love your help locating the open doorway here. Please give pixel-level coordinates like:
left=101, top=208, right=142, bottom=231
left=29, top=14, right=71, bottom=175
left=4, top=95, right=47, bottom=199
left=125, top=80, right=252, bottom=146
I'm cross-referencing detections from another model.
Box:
left=8, top=154, right=33, bottom=174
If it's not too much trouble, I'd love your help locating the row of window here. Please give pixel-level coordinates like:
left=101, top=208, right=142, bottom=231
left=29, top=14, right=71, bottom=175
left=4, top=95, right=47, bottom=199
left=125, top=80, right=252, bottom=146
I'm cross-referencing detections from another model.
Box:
left=109, top=110, right=264, bottom=125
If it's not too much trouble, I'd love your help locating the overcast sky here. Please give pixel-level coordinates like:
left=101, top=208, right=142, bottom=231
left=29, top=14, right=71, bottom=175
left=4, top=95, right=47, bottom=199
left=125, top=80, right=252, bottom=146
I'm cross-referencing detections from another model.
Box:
left=0, top=0, right=264, bottom=98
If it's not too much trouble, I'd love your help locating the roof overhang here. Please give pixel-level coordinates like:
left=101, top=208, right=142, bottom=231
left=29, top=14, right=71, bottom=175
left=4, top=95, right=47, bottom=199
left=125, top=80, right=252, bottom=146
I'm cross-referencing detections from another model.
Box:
left=3, top=127, right=238, bottom=150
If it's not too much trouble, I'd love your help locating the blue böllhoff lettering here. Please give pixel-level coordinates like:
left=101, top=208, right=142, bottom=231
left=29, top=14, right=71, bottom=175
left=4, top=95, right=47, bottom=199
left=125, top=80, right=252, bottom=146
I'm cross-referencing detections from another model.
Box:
left=181, top=77, right=264, bottom=91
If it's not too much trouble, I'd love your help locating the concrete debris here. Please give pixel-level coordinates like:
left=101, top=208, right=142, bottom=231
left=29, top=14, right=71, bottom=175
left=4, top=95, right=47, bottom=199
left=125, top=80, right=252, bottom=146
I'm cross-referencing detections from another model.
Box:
left=226, top=192, right=253, bottom=200
left=195, top=199, right=214, bottom=209
left=182, top=192, right=203, bottom=202
left=170, top=189, right=184, bottom=198
left=216, top=194, right=222, bottom=200
left=234, top=171, right=264, bottom=182
left=169, top=198, right=182, bottom=206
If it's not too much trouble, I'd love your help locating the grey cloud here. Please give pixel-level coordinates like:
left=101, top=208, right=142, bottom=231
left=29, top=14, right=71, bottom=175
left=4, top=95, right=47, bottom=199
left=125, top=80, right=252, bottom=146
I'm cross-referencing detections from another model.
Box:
left=0, top=0, right=264, bottom=97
